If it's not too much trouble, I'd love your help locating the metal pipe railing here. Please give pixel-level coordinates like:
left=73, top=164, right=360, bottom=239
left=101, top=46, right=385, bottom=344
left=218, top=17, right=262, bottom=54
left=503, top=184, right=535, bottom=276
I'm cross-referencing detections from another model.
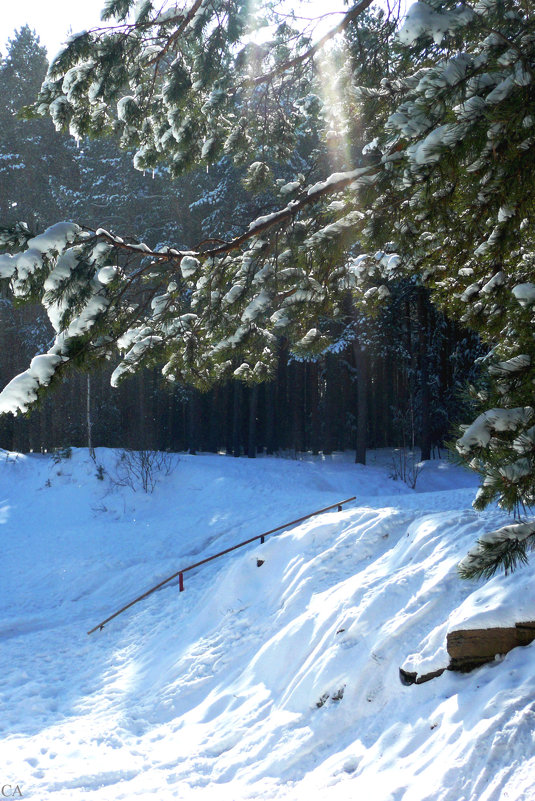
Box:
left=87, top=496, right=355, bottom=635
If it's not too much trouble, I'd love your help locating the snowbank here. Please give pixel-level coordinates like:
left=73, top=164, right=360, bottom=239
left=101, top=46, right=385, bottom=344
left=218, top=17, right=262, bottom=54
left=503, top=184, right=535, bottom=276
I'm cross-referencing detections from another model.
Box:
left=1, top=450, right=534, bottom=800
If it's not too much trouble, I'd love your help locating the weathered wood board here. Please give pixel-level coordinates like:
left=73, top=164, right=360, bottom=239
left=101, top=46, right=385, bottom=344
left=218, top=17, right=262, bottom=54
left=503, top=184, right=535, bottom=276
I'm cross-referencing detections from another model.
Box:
left=400, top=621, right=535, bottom=685
left=447, top=621, right=535, bottom=671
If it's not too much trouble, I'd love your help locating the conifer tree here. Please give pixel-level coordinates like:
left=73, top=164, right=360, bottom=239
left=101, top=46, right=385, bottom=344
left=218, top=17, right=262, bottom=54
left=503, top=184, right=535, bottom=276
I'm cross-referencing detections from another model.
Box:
left=0, top=27, right=70, bottom=229
left=1, top=0, right=535, bottom=577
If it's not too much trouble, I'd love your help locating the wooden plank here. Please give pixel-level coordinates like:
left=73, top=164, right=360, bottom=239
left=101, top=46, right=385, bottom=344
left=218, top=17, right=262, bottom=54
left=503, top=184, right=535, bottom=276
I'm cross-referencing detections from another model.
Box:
left=400, top=620, right=535, bottom=684
left=447, top=623, right=535, bottom=671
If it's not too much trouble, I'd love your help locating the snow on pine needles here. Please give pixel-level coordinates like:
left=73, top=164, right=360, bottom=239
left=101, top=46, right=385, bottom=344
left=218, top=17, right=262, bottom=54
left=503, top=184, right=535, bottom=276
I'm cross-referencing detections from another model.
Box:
left=1, top=448, right=535, bottom=800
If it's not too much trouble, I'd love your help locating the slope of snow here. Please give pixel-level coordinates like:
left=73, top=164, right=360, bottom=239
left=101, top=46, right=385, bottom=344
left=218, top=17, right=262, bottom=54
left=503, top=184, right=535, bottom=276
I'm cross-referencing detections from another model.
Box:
left=1, top=449, right=535, bottom=800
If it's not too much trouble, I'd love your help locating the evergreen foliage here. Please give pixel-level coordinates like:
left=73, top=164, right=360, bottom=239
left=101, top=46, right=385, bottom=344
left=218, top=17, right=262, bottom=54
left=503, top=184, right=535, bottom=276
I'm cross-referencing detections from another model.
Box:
left=1, top=1, right=534, bottom=576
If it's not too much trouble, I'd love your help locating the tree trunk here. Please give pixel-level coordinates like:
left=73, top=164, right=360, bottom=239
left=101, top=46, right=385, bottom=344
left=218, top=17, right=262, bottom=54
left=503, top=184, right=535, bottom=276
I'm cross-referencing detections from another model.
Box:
left=232, top=381, right=242, bottom=457
left=308, top=361, right=320, bottom=455
left=247, top=385, right=258, bottom=457
left=264, top=381, right=276, bottom=454
left=207, top=387, right=220, bottom=453
left=417, top=287, right=431, bottom=461
left=353, top=341, right=368, bottom=465
left=87, top=375, right=95, bottom=459
left=276, top=340, right=289, bottom=450
left=323, top=354, right=337, bottom=455
left=290, top=361, right=305, bottom=454
left=187, top=391, right=198, bottom=455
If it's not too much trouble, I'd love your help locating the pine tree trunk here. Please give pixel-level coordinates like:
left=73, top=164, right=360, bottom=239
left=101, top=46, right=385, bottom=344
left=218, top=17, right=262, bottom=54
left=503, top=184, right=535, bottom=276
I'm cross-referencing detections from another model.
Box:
left=308, top=361, right=320, bottom=455
left=353, top=342, right=368, bottom=465
left=187, top=391, right=198, bottom=455
left=383, top=351, right=393, bottom=446
left=207, top=387, right=220, bottom=453
left=87, top=375, right=95, bottom=459
left=167, top=390, right=176, bottom=450
left=323, top=354, right=336, bottom=455
left=232, top=381, right=242, bottom=457
left=247, top=384, right=258, bottom=458
left=276, top=341, right=289, bottom=450
left=404, top=298, right=415, bottom=449
left=291, top=361, right=305, bottom=454
left=264, top=381, right=276, bottom=454
left=224, top=383, right=233, bottom=455
left=379, top=354, right=388, bottom=448
left=417, top=287, right=431, bottom=461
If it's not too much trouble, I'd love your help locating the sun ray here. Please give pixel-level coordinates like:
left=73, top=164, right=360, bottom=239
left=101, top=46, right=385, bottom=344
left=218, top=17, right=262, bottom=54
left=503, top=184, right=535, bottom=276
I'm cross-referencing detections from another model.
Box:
left=314, top=34, right=353, bottom=171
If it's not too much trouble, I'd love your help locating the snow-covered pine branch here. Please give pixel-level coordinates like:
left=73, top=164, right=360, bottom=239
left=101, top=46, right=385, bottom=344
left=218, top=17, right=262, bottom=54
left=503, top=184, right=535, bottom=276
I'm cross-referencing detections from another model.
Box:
left=459, top=521, right=535, bottom=580
left=2, top=0, right=535, bottom=577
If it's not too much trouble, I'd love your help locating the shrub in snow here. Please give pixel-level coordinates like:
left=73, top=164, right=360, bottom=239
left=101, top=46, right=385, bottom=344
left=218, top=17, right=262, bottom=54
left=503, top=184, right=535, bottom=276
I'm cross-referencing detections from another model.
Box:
left=111, top=449, right=176, bottom=494
left=389, top=449, right=423, bottom=490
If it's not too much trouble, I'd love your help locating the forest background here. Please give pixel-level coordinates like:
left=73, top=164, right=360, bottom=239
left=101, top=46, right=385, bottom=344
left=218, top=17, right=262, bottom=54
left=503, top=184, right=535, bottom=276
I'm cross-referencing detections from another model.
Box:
left=0, top=24, right=483, bottom=460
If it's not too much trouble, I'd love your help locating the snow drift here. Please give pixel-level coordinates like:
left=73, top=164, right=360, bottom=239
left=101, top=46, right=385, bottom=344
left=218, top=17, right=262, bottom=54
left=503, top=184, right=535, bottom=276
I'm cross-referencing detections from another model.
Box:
left=1, top=449, right=535, bottom=800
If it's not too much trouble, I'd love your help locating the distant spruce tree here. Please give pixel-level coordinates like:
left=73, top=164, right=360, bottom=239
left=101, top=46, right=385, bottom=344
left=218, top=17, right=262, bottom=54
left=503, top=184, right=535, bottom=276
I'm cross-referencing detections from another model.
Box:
left=0, top=26, right=72, bottom=229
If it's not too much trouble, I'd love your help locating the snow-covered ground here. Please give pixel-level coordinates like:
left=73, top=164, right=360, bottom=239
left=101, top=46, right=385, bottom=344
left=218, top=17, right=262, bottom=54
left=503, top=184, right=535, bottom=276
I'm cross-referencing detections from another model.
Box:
left=2, top=447, right=535, bottom=800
